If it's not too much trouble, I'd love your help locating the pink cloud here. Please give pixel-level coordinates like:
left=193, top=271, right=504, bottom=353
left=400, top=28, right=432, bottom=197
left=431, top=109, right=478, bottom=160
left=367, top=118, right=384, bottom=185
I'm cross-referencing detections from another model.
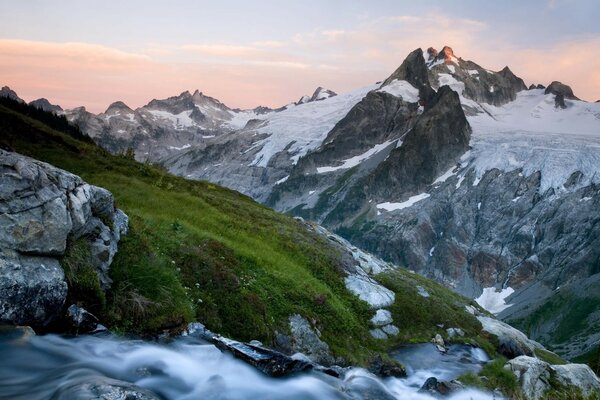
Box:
left=1, top=20, right=599, bottom=115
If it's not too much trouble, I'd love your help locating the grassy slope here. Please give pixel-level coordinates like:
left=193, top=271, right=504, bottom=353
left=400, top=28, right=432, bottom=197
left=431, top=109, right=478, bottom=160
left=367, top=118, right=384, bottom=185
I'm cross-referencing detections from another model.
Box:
left=0, top=103, right=493, bottom=363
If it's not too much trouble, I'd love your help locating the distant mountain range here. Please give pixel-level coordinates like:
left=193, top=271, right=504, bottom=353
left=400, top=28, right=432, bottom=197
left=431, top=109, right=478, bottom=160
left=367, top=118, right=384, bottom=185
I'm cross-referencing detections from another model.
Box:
left=4, top=45, right=599, bottom=360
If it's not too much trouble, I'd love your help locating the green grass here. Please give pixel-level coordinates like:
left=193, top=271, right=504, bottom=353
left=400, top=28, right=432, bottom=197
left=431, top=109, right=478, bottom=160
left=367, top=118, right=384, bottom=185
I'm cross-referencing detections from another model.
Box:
left=375, top=269, right=491, bottom=348
left=458, top=357, right=520, bottom=398
left=0, top=104, right=378, bottom=363
left=534, top=348, right=568, bottom=365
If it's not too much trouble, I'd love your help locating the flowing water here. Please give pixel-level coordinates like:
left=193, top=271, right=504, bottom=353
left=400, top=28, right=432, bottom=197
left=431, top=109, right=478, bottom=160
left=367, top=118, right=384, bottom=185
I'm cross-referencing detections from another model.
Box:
left=0, top=330, right=498, bottom=400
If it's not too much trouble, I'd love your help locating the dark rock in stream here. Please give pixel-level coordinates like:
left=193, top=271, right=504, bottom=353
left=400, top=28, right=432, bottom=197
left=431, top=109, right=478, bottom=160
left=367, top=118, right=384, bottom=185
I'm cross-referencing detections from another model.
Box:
left=50, top=377, right=161, bottom=400
left=213, top=336, right=315, bottom=377
left=367, top=355, right=406, bottom=378
left=66, top=304, right=100, bottom=334
left=419, top=377, right=464, bottom=397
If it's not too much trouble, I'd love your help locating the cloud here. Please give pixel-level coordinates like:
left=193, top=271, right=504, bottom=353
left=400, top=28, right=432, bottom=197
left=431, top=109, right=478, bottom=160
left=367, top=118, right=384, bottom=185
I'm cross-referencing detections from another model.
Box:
left=1, top=14, right=599, bottom=114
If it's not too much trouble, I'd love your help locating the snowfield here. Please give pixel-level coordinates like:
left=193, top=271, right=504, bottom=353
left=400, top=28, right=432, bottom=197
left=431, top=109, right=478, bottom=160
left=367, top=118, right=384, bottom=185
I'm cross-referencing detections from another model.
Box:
left=249, top=84, right=379, bottom=167
left=465, top=89, right=600, bottom=191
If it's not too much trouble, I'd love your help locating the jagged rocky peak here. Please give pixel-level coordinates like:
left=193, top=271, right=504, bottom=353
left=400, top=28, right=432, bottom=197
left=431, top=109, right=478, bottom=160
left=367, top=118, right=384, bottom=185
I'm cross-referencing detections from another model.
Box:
left=29, top=98, right=63, bottom=113
left=426, top=47, right=438, bottom=62
left=252, top=105, right=274, bottom=115
left=104, top=101, right=133, bottom=115
left=545, top=81, right=579, bottom=100
left=437, top=46, right=457, bottom=64
left=191, top=89, right=230, bottom=110
left=528, top=83, right=546, bottom=90
left=145, top=90, right=195, bottom=114
left=381, top=47, right=430, bottom=90
left=296, top=87, right=337, bottom=105
left=0, top=86, right=24, bottom=103
left=310, top=87, right=337, bottom=102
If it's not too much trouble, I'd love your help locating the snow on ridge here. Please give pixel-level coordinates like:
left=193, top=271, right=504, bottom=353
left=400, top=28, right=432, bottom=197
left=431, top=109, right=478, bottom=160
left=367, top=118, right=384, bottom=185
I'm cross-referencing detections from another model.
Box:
left=316, top=139, right=397, bottom=174
left=475, top=287, right=514, bottom=314
left=168, top=144, right=191, bottom=151
left=463, top=89, right=600, bottom=191
left=433, top=166, right=457, bottom=184
left=250, top=84, right=379, bottom=168
left=377, top=193, right=431, bottom=212
left=378, top=80, right=419, bottom=103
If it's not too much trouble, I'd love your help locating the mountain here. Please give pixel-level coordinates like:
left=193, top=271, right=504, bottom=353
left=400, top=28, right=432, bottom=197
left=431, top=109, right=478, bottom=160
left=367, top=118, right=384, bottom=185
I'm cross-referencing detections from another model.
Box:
left=29, top=98, right=63, bottom=113
left=3, top=88, right=600, bottom=400
left=0, top=86, right=24, bottom=103
left=60, top=46, right=600, bottom=361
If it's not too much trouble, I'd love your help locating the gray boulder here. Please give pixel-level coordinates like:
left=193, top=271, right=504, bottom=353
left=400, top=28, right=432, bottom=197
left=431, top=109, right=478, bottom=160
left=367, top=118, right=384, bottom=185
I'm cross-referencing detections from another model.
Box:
left=66, top=304, right=100, bottom=334
left=478, top=316, right=538, bottom=359
left=51, top=377, right=161, bottom=400
left=0, top=250, right=67, bottom=326
left=505, top=356, right=600, bottom=400
left=289, top=314, right=335, bottom=365
left=0, top=150, right=128, bottom=326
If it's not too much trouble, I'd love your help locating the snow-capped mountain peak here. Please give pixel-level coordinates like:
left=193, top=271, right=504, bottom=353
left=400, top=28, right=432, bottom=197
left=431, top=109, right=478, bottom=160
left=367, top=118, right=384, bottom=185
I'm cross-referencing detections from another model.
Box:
left=296, top=87, right=338, bottom=105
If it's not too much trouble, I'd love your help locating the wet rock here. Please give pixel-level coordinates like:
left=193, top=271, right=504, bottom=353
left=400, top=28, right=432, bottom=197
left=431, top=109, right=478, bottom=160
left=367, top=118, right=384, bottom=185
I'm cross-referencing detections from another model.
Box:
left=213, top=336, right=313, bottom=377
left=432, top=334, right=447, bottom=352
left=0, top=324, right=36, bottom=344
left=419, top=377, right=464, bottom=396
left=368, top=355, right=406, bottom=378
left=51, top=377, right=161, bottom=400
left=289, top=314, right=334, bottom=365
left=344, top=371, right=398, bottom=400
left=0, top=250, right=67, bottom=326
left=66, top=304, right=99, bottom=334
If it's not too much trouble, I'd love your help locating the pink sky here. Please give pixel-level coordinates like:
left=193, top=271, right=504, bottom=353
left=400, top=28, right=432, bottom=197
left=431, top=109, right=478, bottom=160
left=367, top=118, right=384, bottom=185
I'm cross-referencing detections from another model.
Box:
left=2, top=14, right=599, bottom=112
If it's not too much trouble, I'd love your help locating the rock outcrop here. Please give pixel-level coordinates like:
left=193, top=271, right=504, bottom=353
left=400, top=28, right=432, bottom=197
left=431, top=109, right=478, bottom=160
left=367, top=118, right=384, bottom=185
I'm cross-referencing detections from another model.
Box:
left=544, top=81, right=579, bottom=100
left=29, top=98, right=63, bottom=113
left=505, top=356, right=600, bottom=400
left=0, top=150, right=128, bottom=326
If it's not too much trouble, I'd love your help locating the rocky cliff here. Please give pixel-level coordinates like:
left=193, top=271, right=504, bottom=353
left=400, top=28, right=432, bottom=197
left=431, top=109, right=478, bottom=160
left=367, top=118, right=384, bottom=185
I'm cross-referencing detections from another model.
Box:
left=0, top=150, right=128, bottom=326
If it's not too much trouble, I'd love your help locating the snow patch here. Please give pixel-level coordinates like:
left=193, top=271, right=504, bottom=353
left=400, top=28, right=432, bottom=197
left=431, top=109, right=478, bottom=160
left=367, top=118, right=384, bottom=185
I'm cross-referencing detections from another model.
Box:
left=317, top=139, right=397, bottom=173
left=433, top=166, right=457, bottom=184
left=168, top=144, right=191, bottom=151
left=377, top=193, right=431, bottom=212
left=465, top=89, right=600, bottom=191
left=275, top=175, right=289, bottom=185
left=250, top=84, right=378, bottom=167
left=475, top=287, right=514, bottom=314
left=378, top=80, right=419, bottom=103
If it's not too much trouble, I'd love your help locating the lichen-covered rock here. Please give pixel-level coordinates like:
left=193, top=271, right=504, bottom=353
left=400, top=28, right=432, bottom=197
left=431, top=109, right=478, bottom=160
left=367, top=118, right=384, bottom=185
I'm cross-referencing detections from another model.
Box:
left=288, top=314, right=334, bottom=366
left=0, top=250, right=67, bottom=326
left=505, top=356, right=600, bottom=400
left=66, top=304, right=100, bottom=334
left=0, top=150, right=128, bottom=326
left=51, top=377, right=161, bottom=400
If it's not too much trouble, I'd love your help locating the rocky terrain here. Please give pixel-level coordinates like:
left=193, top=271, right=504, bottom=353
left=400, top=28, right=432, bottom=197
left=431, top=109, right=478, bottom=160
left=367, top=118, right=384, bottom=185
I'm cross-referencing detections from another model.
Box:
left=0, top=150, right=127, bottom=328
